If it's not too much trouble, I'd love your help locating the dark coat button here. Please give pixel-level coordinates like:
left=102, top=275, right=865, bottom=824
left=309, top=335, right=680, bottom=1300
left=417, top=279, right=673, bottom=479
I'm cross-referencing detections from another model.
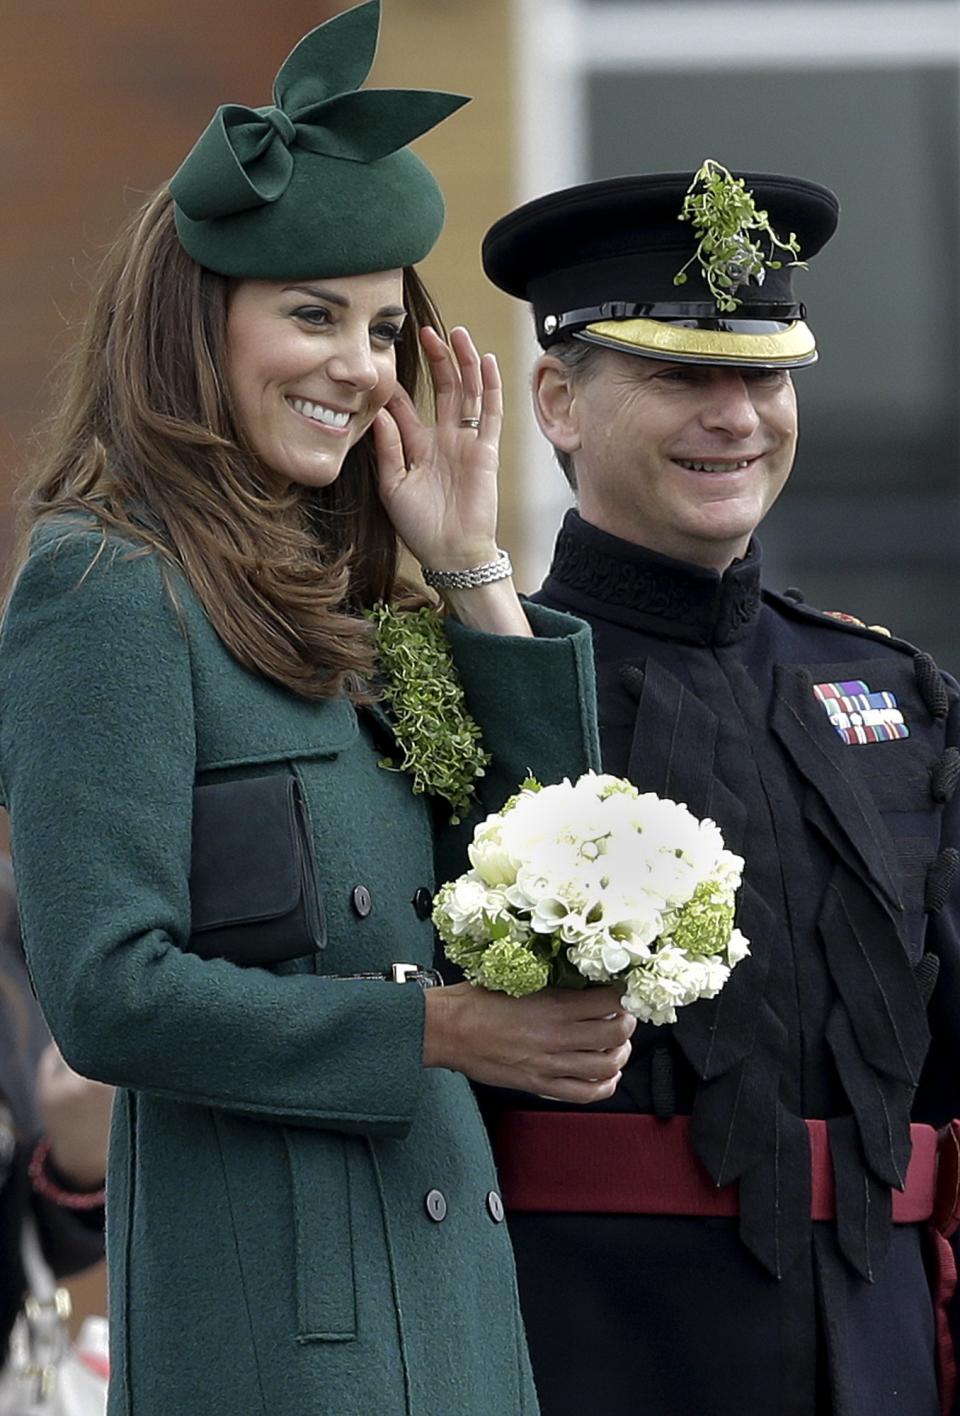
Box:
left=412, top=887, right=433, bottom=920
left=351, top=885, right=372, bottom=918
left=425, top=1189, right=447, bottom=1222
left=486, top=1190, right=504, bottom=1223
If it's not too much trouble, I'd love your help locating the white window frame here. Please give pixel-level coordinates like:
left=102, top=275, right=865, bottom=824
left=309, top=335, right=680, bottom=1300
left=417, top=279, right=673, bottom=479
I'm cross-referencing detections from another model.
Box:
left=510, top=0, right=960, bottom=580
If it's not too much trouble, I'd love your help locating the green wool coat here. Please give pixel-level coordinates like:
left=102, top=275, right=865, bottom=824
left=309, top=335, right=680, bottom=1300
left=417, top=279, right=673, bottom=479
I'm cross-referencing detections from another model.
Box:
left=0, top=524, right=599, bottom=1416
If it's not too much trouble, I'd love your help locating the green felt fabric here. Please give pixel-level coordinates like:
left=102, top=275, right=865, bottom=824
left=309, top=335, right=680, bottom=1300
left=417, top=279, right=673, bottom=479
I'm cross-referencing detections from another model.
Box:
left=170, top=1, right=467, bottom=277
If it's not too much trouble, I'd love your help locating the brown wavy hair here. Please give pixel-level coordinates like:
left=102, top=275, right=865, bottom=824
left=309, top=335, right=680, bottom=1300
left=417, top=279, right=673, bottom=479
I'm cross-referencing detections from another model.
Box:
left=13, top=187, right=441, bottom=700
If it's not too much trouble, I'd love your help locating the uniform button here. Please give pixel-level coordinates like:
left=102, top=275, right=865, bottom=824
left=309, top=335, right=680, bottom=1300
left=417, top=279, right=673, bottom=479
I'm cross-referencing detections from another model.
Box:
left=425, top=1189, right=447, bottom=1222
left=486, top=1190, right=504, bottom=1223
left=351, top=885, right=372, bottom=918
left=412, top=887, right=433, bottom=920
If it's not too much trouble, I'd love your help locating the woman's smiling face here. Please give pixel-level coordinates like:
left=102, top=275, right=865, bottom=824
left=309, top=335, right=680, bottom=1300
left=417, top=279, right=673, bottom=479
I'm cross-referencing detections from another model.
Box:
left=225, top=271, right=406, bottom=488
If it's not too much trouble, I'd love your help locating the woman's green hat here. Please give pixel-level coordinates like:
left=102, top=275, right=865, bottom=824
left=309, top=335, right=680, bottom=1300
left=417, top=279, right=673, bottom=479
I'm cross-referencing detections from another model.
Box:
left=169, top=0, right=467, bottom=278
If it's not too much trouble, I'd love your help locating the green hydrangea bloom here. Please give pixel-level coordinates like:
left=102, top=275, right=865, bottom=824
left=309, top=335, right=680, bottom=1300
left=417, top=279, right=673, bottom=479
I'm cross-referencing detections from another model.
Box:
left=669, top=878, right=735, bottom=957
left=499, top=776, right=543, bottom=817
left=598, top=778, right=638, bottom=800
left=476, top=939, right=550, bottom=997
left=439, top=931, right=489, bottom=978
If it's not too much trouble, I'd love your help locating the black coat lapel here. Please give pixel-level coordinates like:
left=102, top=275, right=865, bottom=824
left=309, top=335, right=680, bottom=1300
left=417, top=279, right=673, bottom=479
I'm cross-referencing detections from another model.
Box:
left=624, top=658, right=719, bottom=819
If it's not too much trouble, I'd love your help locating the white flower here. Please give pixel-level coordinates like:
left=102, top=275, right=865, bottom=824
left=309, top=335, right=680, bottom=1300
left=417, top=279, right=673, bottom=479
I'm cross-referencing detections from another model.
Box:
left=714, top=848, right=745, bottom=890
left=590, top=795, right=650, bottom=861
left=595, top=774, right=641, bottom=801
left=525, top=871, right=597, bottom=941
left=482, top=885, right=522, bottom=926
left=498, top=784, right=577, bottom=860
left=609, top=903, right=664, bottom=952
left=620, top=964, right=688, bottom=1026
left=581, top=770, right=640, bottom=800
left=696, top=955, right=732, bottom=998
left=637, top=798, right=725, bottom=866
left=726, top=928, right=751, bottom=967
left=565, top=901, right=662, bottom=977
left=566, top=936, right=619, bottom=982
left=505, top=861, right=561, bottom=912
left=529, top=893, right=576, bottom=936
left=661, top=939, right=732, bottom=994
left=650, top=945, right=702, bottom=1003
left=438, top=770, right=748, bottom=1025
left=468, top=817, right=520, bottom=887
left=434, top=874, right=493, bottom=938
left=557, top=908, right=605, bottom=946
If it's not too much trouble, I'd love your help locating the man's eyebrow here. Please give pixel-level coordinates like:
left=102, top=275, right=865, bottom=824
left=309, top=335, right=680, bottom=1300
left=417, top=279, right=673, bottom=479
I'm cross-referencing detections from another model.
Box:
left=282, top=284, right=406, bottom=318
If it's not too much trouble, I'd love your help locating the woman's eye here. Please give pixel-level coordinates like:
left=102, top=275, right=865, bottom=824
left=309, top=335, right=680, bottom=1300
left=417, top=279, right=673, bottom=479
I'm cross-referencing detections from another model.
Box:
left=291, top=305, right=331, bottom=327
left=372, top=322, right=404, bottom=346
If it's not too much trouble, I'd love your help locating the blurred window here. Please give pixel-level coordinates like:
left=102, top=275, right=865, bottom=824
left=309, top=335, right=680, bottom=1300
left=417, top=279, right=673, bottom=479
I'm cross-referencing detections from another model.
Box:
left=515, top=0, right=960, bottom=668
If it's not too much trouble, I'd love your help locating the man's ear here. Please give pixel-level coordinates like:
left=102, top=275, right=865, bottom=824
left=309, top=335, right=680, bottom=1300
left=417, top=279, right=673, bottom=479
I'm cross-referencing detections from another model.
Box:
left=532, top=356, right=581, bottom=455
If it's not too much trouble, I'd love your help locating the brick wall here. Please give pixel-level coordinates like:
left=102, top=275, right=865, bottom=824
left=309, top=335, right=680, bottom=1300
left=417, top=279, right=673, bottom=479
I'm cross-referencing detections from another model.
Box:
left=2, top=0, right=343, bottom=563
left=1, top=0, right=519, bottom=563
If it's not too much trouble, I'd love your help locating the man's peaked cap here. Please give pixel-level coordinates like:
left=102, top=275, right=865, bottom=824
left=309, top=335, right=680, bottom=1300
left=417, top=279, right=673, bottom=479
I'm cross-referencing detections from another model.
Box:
left=482, top=171, right=840, bottom=368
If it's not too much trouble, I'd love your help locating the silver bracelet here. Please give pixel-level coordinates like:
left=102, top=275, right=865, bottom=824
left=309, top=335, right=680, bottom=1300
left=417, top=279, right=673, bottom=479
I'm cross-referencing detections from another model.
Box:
left=421, top=549, right=513, bottom=591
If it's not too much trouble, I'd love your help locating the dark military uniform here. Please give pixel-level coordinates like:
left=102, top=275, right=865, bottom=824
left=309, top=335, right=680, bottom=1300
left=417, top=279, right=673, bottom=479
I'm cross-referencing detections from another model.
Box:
left=480, top=162, right=960, bottom=1414
left=482, top=509, right=960, bottom=1416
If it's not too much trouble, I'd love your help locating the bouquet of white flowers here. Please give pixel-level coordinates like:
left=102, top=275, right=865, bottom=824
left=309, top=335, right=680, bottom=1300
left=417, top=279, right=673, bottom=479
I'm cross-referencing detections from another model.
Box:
left=433, top=771, right=750, bottom=1025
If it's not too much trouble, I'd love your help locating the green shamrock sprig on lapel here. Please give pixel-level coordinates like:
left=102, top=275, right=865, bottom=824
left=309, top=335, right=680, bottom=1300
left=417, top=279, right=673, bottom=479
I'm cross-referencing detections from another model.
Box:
left=367, top=603, right=490, bottom=823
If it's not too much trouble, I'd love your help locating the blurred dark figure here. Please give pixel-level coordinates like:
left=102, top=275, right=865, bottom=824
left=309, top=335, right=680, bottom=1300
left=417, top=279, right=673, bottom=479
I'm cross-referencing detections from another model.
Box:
left=0, top=853, right=110, bottom=1359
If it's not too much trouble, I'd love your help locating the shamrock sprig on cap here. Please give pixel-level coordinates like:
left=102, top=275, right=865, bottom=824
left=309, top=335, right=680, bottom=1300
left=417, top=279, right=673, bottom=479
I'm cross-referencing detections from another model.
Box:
left=673, top=159, right=806, bottom=312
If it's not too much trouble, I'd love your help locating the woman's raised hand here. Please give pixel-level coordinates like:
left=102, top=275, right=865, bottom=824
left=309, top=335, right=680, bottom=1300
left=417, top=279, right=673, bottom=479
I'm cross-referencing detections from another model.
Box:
left=423, top=983, right=636, bottom=1104
left=373, top=325, right=503, bottom=573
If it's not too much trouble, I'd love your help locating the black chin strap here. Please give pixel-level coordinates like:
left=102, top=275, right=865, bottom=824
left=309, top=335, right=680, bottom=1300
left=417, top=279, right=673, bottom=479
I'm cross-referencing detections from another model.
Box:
left=541, top=298, right=805, bottom=338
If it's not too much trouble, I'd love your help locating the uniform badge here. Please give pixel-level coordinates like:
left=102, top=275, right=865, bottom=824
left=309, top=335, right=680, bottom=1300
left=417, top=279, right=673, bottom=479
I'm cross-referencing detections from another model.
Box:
left=823, top=610, right=892, bottom=637
left=813, top=679, right=909, bottom=745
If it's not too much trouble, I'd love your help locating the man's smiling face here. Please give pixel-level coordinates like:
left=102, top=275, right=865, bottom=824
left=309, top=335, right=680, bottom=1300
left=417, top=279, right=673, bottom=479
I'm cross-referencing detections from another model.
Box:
left=553, top=350, right=799, bottom=570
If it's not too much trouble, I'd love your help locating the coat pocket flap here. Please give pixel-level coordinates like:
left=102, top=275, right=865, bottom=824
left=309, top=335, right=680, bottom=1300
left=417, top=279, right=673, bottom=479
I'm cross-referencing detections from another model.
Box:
left=284, top=1129, right=357, bottom=1341
left=195, top=673, right=359, bottom=771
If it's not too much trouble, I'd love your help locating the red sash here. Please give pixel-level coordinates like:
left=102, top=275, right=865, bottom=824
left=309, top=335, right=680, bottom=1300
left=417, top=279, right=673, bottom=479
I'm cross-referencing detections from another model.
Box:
left=492, top=1112, right=958, bottom=1414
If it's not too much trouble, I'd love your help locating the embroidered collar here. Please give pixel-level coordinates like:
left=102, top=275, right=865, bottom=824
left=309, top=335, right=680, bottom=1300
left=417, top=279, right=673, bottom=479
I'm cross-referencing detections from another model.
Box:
left=540, top=509, right=762, bottom=646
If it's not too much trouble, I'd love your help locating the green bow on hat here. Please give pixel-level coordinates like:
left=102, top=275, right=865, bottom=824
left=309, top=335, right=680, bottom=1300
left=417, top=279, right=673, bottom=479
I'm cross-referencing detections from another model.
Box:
left=170, top=0, right=468, bottom=278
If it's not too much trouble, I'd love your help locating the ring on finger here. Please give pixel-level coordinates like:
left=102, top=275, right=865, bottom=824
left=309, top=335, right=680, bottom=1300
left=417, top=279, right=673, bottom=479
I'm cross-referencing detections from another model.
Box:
left=459, top=415, right=481, bottom=430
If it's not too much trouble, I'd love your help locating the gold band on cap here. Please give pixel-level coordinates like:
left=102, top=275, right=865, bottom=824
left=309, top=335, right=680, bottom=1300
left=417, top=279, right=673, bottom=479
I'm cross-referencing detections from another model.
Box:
left=580, top=317, right=817, bottom=368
